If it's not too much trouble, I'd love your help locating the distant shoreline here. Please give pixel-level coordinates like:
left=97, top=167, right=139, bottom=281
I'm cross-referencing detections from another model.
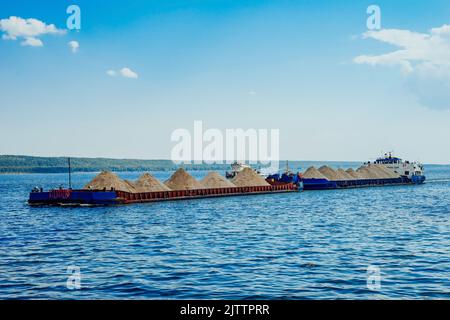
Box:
left=0, top=155, right=362, bottom=174
left=1, top=155, right=448, bottom=175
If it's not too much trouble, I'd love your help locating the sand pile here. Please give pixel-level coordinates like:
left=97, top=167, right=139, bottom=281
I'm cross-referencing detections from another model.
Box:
left=337, top=168, right=354, bottom=180
left=231, top=167, right=270, bottom=187
left=367, top=165, right=390, bottom=179
left=363, top=166, right=381, bottom=179
left=201, top=172, right=236, bottom=188
left=318, top=166, right=341, bottom=181
left=124, top=180, right=137, bottom=191
left=346, top=168, right=364, bottom=180
left=356, top=166, right=379, bottom=179
left=303, top=166, right=328, bottom=180
left=373, top=164, right=400, bottom=178
left=369, top=165, right=393, bottom=179
left=134, top=173, right=171, bottom=192
left=164, top=168, right=204, bottom=190
left=83, top=171, right=135, bottom=192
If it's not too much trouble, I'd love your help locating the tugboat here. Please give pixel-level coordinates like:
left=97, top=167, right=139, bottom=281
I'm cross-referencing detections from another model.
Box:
left=372, top=152, right=425, bottom=184
left=265, top=161, right=304, bottom=187
left=225, top=161, right=304, bottom=190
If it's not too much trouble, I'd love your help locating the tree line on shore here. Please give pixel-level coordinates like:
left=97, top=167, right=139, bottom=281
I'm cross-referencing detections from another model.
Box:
left=0, top=155, right=231, bottom=173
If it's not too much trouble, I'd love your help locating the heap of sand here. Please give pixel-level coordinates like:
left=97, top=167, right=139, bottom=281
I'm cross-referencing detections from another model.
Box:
left=318, top=166, right=341, bottom=181
left=83, top=171, right=136, bottom=192
left=357, top=166, right=379, bottom=179
left=134, top=173, right=171, bottom=192
left=372, top=164, right=400, bottom=178
left=201, top=172, right=236, bottom=188
left=124, top=180, right=137, bottom=191
left=303, top=166, right=328, bottom=180
left=369, top=165, right=396, bottom=179
left=337, top=168, right=355, bottom=180
left=164, top=168, right=204, bottom=190
left=364, top=166, right=383, bottom=179
left=231, top=167, right=270, bottom=187
left=346, top=168, right=365, bottom=180
left=367, top=164, right=389, bottom=179
left=348, top=165, right=400, bottom=180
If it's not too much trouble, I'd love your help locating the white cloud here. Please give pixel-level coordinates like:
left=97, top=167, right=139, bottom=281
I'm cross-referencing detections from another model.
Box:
left=21, top=37, right=43, bottom=47
left=0, top=16, right=65, bottom=46
left=120, top=67, right=138, bottom=79
left=248, top=91, right=256, bottom=95
left=354, top=24, right=450, bottom=109
left=431, top=24, right=450, bottom=35
left=68, top=40, right=79, bottom=53
left=106, top=67, right=138, bottom=79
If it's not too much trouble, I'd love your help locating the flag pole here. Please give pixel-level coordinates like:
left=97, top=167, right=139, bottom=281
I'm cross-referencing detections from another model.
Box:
left=68, top=157, right=72, bottom=189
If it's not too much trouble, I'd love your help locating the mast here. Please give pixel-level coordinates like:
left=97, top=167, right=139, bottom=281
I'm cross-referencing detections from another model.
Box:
left=68, top=157, right=72, bottom=189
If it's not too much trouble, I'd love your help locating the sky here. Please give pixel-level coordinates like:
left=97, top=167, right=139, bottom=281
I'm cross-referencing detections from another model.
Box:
left=1, top=0, right=450, bottom=164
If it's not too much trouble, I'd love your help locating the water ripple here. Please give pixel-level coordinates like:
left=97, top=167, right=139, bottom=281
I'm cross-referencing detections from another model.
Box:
left=0, top=166, right=449, bottom=299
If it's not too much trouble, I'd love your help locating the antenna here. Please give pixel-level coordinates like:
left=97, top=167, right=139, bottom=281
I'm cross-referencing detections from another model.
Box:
left=68, top=157, right=72, bottom=189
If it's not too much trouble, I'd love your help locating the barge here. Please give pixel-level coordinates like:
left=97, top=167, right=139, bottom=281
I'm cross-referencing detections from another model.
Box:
left=302, top=154, right=425, bottom=190
left=266, top=154, right=426, bottom=190
left=27, top=153, right=425, bottom=206
left=301, top=176, right=414, bottom=190
left=28, top=183, right=300, bottom=206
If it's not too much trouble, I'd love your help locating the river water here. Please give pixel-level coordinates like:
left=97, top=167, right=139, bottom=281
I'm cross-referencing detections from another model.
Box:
left=0, top=164, right=449, bottom=299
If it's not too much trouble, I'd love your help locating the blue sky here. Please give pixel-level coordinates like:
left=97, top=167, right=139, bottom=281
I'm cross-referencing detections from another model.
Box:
left=1, top=0, right=450, bottom=163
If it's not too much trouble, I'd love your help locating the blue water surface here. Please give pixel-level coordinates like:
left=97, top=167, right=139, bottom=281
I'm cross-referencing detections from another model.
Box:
left=0, top=164, right=449, bottom=299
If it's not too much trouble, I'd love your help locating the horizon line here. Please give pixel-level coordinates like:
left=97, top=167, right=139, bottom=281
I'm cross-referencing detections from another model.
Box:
left=1, top=154, right=449, bottom=165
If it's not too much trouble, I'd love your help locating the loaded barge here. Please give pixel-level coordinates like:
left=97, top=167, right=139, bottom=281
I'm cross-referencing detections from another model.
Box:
left=28, top=166, right=300, bottom=206
left=27, top=153, right=425, bottom=206
left=304, top=154, right=425, bottom=190
left=266, top=154, right=426, bottom=190
left=28, top=184, right=299, bottom=206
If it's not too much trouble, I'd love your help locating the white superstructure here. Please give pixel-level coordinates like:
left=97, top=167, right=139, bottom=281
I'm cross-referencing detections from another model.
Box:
left=372, top=152, right=424, bottom=180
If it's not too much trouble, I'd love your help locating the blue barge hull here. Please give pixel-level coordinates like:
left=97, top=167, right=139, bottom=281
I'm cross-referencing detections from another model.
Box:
left=28, top=190, right=121, bottom=205
left=302, top=176, right=425, bottom=190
